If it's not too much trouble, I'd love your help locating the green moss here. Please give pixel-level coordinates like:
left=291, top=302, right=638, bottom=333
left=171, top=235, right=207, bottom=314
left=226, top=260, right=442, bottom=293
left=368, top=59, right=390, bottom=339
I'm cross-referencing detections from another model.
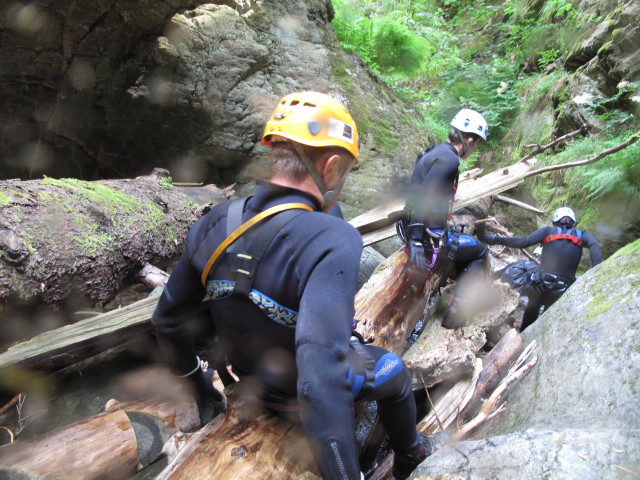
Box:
left=597, top=41, right=614, bottom=55
left=41, top=178, right=143, bottom=215
left=0, top=191, right=11, bottom=206
left=583, top=238, right=640, bottom=321
left=71, top=232, right=112, bottom=257
left=158, top=175, right=174, bottom=188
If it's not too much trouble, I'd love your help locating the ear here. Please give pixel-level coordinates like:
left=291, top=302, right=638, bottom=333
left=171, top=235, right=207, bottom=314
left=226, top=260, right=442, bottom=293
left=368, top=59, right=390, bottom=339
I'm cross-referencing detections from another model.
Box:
left=319, top=154, right=343, bottom=185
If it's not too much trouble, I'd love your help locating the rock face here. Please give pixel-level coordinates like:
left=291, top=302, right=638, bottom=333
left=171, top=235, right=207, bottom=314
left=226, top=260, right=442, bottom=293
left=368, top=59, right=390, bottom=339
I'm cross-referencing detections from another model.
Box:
left=0, top=0, right=426, bottom=217
left=414, top=238, right=640, bottom=479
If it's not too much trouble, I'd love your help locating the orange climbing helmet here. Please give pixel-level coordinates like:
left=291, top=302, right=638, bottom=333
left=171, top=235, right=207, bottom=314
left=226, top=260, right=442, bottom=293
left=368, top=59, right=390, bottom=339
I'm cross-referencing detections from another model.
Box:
left=262, top=91, right=360, bottom=162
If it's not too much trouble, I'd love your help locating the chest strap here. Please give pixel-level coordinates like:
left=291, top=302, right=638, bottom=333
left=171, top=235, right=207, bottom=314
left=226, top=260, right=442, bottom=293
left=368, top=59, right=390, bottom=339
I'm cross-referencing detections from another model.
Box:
left=200, top=200, right=313, bottom=286
left=542, top=227, right=583, bottom=247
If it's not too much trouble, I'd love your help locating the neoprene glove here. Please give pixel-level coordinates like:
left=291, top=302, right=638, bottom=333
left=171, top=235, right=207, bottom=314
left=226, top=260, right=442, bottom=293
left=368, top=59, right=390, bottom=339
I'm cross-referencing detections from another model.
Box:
left=407, top=223, right=427, bottom=271
left=482, top=232, right=498, bottom=245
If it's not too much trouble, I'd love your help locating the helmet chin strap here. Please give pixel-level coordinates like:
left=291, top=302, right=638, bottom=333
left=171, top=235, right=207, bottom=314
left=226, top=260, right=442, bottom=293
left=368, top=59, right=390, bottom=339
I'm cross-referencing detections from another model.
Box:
left=291, top=142, right=350, bottom=211
left=454, top=129, right=469, bottom=158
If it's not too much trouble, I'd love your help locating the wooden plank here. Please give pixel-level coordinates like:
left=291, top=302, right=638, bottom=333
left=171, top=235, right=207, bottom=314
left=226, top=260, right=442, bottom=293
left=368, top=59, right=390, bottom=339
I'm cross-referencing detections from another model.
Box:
left=0, top=295, right=158, bottom=371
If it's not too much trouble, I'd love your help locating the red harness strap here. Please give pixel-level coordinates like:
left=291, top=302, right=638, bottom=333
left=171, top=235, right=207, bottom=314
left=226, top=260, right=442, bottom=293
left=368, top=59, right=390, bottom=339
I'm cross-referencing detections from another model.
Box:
left=542, top=233, right=583, bottom=247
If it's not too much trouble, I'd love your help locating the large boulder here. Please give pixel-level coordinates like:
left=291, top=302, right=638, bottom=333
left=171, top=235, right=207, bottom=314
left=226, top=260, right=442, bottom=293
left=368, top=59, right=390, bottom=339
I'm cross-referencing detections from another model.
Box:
left=414, top=238, right=640, bottom=479
left=0, top=0, right=427, bottom=218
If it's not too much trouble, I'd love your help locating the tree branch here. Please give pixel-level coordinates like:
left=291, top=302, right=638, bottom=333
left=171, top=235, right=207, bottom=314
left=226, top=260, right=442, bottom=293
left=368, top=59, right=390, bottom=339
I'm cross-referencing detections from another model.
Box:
left=519, top=125, right=587, bottom=163
left=524, top=131, right=640, bottom=178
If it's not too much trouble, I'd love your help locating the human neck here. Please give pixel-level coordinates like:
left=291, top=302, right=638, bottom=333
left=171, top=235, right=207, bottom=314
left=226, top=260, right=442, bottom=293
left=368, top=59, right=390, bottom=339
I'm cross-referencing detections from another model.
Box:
left=270, top=175, right=324, bottom=207
left=447, top=140, right=465, bottom=157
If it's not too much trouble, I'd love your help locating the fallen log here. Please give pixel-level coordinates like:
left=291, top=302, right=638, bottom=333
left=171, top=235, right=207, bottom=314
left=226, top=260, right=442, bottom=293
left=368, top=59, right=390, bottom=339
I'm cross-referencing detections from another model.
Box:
left=156, top=388, right=318, bottom=480
left=0, top=295, right=159, bottom=373
left=356, top=249, right=446, bottom=355
left=0, top=396, right=199, bottom=480
left=0, top=171, right=232, bottom=307
left=457, top=328, right=524, bottom=424
left=492, top=194, right=544, bottom=214
left=403, top=280, right=520, bottom=389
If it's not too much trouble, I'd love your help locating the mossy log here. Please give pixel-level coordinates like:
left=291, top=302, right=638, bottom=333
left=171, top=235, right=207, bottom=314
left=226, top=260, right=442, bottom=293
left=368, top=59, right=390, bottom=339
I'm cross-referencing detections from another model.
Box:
left=0, top=396, right=199, bottom=480
left=0, top=171, right=231, bottom=307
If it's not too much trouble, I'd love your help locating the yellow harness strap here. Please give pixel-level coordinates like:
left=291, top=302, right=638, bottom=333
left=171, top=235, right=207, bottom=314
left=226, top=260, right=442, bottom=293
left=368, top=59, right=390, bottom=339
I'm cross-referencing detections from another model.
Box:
left=200, top=202, right=313, bottom=286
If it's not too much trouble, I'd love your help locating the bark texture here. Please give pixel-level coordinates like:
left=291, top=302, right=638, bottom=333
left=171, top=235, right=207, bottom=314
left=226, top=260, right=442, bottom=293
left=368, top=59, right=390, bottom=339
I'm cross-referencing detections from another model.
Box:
left=0, top=397, right=199, bottom=480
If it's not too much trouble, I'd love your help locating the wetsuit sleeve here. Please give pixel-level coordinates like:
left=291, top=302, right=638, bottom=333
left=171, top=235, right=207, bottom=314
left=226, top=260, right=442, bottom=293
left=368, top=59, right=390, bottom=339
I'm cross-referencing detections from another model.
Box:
left=494, top=227, right=549, bottom=249
left=295, top=224, right=362, bottom=480
left=152, top=244, right=208, bottom=376
left=582, top=230, right=603, bottom=266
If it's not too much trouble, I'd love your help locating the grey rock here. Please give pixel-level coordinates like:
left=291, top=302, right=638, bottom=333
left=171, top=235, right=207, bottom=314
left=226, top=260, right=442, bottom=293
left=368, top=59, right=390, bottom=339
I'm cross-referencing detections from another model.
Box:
left=414, top=239, right=640, bottom=479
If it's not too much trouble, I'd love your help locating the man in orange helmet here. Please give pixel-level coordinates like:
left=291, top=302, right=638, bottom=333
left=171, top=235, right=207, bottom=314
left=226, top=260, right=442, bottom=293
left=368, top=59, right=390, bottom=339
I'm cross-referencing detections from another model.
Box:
left=153, top=92, right=442, bottom=480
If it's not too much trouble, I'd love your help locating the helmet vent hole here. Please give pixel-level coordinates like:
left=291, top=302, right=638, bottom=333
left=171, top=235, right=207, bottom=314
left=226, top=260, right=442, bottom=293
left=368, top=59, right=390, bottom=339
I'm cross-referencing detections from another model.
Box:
left=303, top=102, right=317, bottom=107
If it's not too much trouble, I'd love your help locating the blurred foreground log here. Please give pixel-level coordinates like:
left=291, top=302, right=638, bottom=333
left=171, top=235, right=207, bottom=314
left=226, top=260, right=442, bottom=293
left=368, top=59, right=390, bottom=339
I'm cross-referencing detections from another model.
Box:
left=0, top=295, right=159, bottom=373
left=0, top=396, right=199, bottom=480
left=0, top=171, right=232, bottom=307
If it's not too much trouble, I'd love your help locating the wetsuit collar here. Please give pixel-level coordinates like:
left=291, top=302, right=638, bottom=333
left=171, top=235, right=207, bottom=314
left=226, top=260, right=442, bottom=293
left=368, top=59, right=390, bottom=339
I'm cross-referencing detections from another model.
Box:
left=443, top=141, right=459, bottom=157
left=254, top=180, right=322, bottom=212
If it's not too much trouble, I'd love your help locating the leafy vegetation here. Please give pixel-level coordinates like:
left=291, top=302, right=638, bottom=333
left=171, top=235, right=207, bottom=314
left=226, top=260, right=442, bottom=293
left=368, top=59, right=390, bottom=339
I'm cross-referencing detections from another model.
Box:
left=332, top=0, right=639, bottom=251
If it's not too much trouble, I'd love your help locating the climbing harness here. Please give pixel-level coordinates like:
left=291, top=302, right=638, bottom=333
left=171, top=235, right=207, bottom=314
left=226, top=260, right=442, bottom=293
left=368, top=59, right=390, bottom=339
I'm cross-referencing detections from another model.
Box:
left=201, top=197, right=313, bottom=327
left=200, top=198, right=313, bottom=287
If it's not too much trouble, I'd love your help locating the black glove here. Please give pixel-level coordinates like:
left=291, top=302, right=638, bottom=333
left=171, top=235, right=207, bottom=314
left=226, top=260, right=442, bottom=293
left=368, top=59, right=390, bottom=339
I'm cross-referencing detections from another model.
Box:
left=407, top=223, right=427, bottom=271
left=184, top=358, right=227, bottom=426
left=482, top=232, right=498, bottom=245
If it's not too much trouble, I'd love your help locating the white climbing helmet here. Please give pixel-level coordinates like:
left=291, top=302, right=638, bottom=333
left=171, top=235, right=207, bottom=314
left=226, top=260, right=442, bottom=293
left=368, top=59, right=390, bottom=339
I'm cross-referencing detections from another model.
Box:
left=533, top=246, right=543, bottom=257
left=552, top=206, right=576, bottom=224
left=450, top=108, right=488, bottom=140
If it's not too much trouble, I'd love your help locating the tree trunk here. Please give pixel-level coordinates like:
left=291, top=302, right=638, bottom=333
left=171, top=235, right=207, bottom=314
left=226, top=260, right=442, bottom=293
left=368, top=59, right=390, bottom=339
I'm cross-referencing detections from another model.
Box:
left=156, top=389, right=319, bottom=480
left=0, top=397, right=199, bottom=480
left=0, top=295, right=159, bottom=372
left=355, top=249, right=445, bottom=355
left=457, top=327, right=524, bottom=424
left=0, top=172, right=231, bottom=307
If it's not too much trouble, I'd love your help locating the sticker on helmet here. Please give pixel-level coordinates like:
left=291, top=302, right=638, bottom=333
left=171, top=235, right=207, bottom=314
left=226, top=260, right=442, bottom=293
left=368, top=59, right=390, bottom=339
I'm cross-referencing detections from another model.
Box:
left=328, top=118, right=354, bottom=144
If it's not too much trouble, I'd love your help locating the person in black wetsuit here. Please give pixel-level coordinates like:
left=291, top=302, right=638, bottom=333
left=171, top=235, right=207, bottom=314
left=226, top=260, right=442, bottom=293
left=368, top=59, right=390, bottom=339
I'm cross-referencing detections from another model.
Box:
left=399, top=109, right=490, bottom=328
left=152, top=92, right=443, bottom=480
left=483, top=206, right=602, bottom=330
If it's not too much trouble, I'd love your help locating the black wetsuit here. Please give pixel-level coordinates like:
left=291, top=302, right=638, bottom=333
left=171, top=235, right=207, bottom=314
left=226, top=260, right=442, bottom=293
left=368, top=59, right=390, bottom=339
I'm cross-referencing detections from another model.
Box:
left=153, top=181, right=419, bottom=480
left=408, top=142, right=487, bottom=274
left=492, top=225, right=602, bottom=329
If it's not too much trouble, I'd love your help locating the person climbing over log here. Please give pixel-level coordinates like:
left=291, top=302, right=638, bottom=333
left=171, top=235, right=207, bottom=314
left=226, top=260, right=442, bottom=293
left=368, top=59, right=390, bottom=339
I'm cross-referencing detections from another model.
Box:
left=152, top=92, right=443, bottom=480
left=482, top=206, right=602, bottom=330
left=397, top=108, right=490, bottom=329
